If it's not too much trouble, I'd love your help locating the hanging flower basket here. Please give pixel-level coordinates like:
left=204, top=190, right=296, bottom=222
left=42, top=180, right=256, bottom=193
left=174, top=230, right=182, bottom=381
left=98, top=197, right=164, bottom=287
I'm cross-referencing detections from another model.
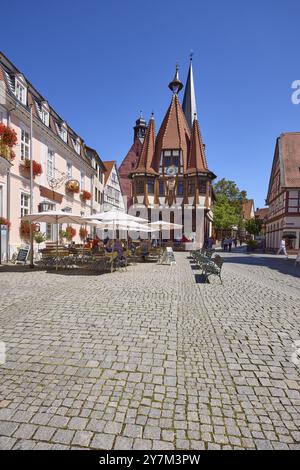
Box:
left=66, top=225, right=76, bottom=241
left=19, top=220, right=38, bottom=241
left=66, top=179, right=80, bottom=194
left=0, top=123, right=17, bottom=163
left=79, top=226, right=88, bottom=240
left=80, top=190, right=92, bottom=202
left=0, top=217, right=11, bottom=228
left=22, top=159, right=43, bottom=177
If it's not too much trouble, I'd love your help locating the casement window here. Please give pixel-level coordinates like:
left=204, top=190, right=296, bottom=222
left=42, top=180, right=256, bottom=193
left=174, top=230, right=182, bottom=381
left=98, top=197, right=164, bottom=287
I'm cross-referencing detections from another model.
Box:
left=80, top=172, right=85, bottom=190
left=73, top=138, right=80, bottom=154
left=199, top=180, right=207, bottom=195
left=47, top=150, right=55, bottom=178
left=135, top=179, right=144, bottom=195
left=188, top=180, right=195, bottom=195
left=95, top=187, right=98, bottom=202
left=148, top=180, right=155, bottom=195
left=40, top=108, right=49, bottom=126
left=20, top=129, right=30, bottom=160
left=15, top=80, right=26, bottom=104
left=20, top=193, right=30, bottom=217
left=177, top=181, right=184, bottom=196
left=66, top=162, right=72, bottom=180
left=56, top=122, right=67, bottom=142
left=46, top=223, right=53, bottom=240
left=159, top=180, right=165, bottom=196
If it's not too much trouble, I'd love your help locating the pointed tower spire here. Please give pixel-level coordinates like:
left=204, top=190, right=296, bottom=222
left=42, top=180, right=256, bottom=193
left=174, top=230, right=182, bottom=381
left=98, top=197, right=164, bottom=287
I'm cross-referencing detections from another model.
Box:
left=182, top=53, right=198, bottom=130
left=168, top=63, right=183, bottom=94
left=188, top=114, right=208, bottom=173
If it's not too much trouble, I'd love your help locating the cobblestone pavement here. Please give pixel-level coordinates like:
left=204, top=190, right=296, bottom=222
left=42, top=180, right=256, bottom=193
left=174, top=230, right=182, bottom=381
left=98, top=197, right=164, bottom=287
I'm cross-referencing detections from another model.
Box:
left=0, top=252, right=299, bottom=450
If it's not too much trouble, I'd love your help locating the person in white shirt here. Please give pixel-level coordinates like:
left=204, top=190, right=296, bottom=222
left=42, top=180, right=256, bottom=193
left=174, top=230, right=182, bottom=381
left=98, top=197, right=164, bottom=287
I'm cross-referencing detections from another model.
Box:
left=277, top=238, right=288, bottom=259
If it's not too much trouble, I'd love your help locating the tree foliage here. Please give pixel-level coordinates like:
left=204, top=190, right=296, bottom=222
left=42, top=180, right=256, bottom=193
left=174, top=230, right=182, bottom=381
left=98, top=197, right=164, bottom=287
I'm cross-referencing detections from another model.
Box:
left=244, top=218, right=262, bottom=236
left=213, top=178, right=248, bottom=231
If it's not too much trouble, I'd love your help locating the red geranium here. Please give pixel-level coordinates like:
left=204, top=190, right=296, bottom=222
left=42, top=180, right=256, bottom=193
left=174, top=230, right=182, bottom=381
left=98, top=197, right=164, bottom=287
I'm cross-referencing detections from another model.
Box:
left=79, top=226, right=88, bottom=240
left=23, top=159, right=42, bottom=177
left=0, top=123, right=18, bottom=147
left=19, top=220, right=38, bottom=240
left=66, top=225, right=76, bottom=241
left=80, top=190, right=92, bottom=201
left=0, top=217, right=11, bottom=228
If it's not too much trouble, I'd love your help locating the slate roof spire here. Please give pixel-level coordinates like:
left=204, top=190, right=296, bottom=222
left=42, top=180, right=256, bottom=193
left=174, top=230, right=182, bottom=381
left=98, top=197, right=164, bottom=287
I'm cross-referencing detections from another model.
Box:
left=182, top=53, right=198, bottom=130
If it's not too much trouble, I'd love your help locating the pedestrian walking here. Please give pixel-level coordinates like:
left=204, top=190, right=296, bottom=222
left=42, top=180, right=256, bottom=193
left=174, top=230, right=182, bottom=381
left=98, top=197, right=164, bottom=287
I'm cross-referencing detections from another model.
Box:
left=228, top=237, right=233, bottom=252
left=223, top=238, right=228, bottom=252
left=234, top=238, right=238, bottom=248
left=277, top=238, right=288, bottom=259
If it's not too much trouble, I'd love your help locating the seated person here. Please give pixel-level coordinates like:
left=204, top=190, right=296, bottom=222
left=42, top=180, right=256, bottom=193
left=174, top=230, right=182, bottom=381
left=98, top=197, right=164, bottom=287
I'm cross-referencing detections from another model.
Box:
left=105, top=240, right=113, bottom=253
left=113, top=239, right=123, bottom=258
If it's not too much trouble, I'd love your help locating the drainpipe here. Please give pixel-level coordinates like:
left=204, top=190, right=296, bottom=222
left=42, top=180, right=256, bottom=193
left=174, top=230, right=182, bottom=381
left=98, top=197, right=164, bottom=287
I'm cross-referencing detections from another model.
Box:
left=29, top=104, right=34, bottom=268
left=6, top=109, right=11, bottom=262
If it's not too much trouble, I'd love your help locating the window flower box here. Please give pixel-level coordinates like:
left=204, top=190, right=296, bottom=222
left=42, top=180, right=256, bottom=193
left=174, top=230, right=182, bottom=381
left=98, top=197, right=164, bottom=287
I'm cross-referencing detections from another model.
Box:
left=0, top=123, right=17, bottom=164
left=80, top=190, right=92, bottom=202
left=21, top=159, right=43, bottom=177
left=66, top=179, right=80, bottom=194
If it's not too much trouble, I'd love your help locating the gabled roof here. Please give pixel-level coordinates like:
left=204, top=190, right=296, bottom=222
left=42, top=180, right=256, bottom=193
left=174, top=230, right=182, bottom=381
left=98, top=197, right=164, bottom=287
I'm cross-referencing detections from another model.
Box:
left=255, top=207, right=269, bottom=221
left=267, top=133, right=300, bottom=202
left=103, top=161, right=116, bottom=185
left=279, top=133, right=300, bottom=187
left=152, top=94, right=191, bottom=172
left=134, top=116, right=157, bottom=174
left=187, top=117, right=208, bottom=173
left=242, top=200, right=255, bottom=220
left=119, top=139, right=143, bottom=174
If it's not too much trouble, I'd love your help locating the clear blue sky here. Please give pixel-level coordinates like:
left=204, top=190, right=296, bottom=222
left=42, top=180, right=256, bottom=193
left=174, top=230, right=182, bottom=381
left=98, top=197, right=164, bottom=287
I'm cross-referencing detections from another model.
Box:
left=1, top=0, right=300, bottom=207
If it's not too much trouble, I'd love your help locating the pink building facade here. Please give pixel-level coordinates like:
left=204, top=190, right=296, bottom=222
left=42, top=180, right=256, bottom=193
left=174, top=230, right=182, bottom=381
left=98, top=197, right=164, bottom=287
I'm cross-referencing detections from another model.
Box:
left=0, top=52, right=102, bottom=260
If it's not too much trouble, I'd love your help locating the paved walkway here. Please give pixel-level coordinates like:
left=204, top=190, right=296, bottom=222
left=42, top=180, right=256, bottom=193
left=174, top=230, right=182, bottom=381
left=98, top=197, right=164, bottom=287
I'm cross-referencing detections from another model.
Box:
left=0, top=252, right=299, bottom=450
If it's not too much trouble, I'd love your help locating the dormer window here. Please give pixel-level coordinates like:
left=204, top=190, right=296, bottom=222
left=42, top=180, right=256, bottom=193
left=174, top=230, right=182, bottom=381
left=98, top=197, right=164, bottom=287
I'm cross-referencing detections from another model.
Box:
left=57, top=122, right=68, bottom=142
left=36, top=101, right=49, bottom=126
left=15, top=76, right=27, bottom=104
left=160, top=150, right=181, bottom=175
left=73, top=137, right=81, bottom=154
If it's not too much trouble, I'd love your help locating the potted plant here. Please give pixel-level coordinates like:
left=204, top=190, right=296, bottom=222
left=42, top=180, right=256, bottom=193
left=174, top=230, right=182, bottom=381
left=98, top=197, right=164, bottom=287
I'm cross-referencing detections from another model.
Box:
left=66, top=180, right=80, bottom=194
left=59, top=229, right=67, bottom=244
left=0, top=123, right=17, bottom=162
left=34, top=232, right=46, bottom=249
left=65, top=225, right=76, bottom=241
left=246, top=239, right=257, bottom=252
left=80, top=190, right=92, bottom=202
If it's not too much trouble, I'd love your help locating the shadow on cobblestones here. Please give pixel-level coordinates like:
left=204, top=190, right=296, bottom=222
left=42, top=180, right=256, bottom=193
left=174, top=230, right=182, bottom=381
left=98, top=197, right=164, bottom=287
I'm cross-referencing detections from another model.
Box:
left=222, top=255, right=300, bottom=279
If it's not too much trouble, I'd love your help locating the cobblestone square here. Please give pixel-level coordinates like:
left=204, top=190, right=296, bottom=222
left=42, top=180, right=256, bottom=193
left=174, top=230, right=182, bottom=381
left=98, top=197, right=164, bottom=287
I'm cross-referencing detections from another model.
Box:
left=0, top=252, right=299, bottom=450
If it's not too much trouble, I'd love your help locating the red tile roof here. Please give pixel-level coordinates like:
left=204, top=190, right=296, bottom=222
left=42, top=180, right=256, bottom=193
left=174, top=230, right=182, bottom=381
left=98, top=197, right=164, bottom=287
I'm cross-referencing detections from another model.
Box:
left=187, top=118, right=208, bottom=173
left=103, top=161, right=115, bottom=185
left=280, top=133, right=300, bottom=187
left=152, top=94, right=191, bottom=172
left=134, top=117, right=157, bottom=174
left=242, top=200, right=255, bottom=220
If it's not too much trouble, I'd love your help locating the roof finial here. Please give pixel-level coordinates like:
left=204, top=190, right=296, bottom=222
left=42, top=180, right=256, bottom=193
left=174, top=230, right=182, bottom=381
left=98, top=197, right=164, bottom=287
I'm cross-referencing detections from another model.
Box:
left=190, top=49, right=194, bottom=61
left=168, top=63, right=183, bottom=94
left=150, top=111, right=154, bottom=120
